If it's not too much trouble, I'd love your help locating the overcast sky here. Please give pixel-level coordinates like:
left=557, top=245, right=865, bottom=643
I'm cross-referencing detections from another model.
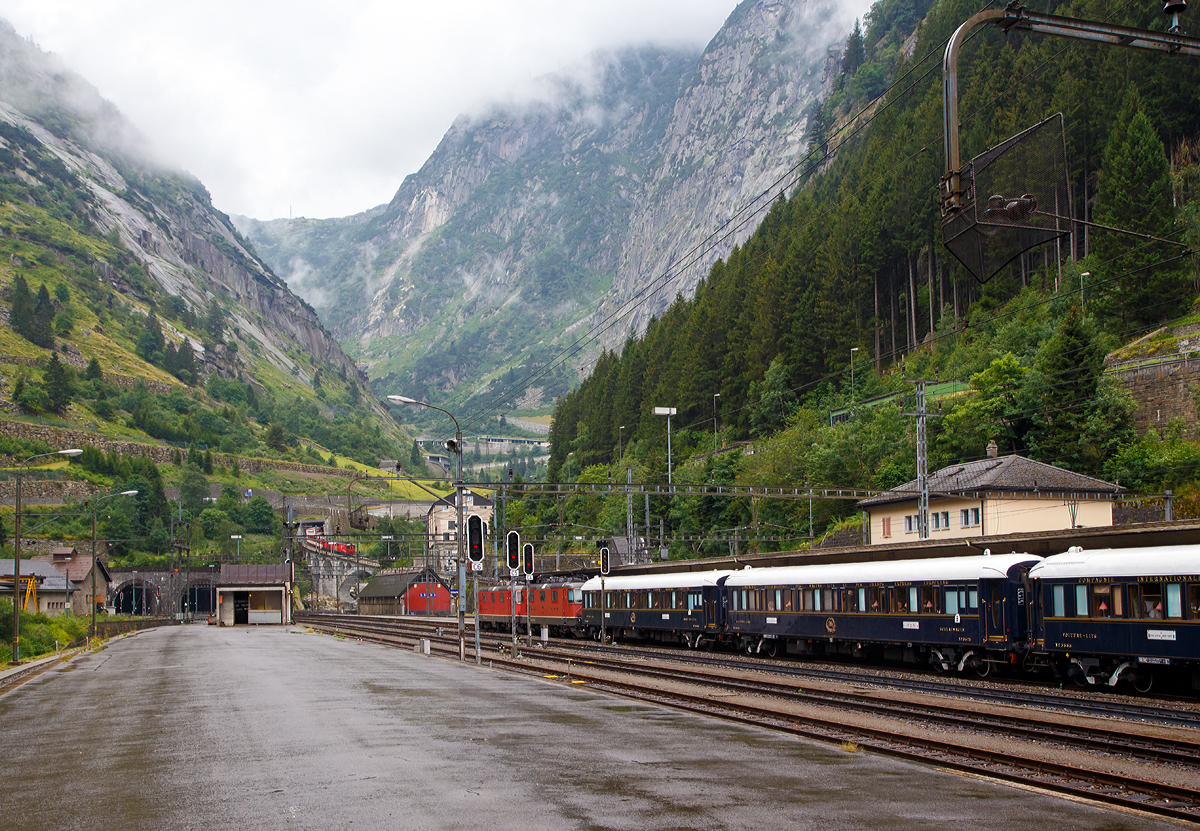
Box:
left=0, top=1, right=763, bottom=220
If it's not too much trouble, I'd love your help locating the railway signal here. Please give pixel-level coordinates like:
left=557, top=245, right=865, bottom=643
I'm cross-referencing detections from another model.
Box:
left=467, top=515, right=485, bottom=564
left=522, top=542, right=534, bottom=579
left=599, top=546, right=610, bottom=575
left=506, top=531, right=520, bottom=572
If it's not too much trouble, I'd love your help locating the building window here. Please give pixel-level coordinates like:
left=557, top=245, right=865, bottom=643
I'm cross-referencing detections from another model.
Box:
left=882, top=517, right=892, bottom=538
left=904, top=515, right=918, bottom=533
left=448, top=521, right=456, bottom=530
left=930, top=511, right=949, bottom=530
left=960, top=508, right=981, bottom=527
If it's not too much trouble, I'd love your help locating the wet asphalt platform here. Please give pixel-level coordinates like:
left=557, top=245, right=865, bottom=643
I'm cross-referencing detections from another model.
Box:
left=0, top=625, right=1175, bottom=830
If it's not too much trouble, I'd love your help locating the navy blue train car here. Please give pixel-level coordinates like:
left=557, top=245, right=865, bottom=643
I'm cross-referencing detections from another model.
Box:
left=1029, top=545, right=1200, bottom=692
left=581, top=570, right=734, bottom=647
left=722, top=553, right=1041, bottom=674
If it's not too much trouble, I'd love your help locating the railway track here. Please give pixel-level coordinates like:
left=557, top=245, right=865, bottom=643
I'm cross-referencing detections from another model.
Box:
left=301, top=613, right=1200, bottom=823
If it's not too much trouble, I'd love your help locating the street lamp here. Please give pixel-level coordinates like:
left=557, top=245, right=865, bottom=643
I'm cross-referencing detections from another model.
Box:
left=1080, top=271, right=1090, bottom=313
left=89, top=489, right=137, bottom=645
left=850, top=347, right=860, bottom=407
left=10, top=448, right=81, bottom=665
left=387, top=394, right=471, bottom=663
left=712, top=393, right=721, bottom=450
left=230, top=535, right=242, bottom=563
left=652, top=407, right=676, bottom=490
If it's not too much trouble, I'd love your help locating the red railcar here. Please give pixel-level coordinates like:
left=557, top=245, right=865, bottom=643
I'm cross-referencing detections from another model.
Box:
left=477, top=580, right=585, bottom=637
left=477, top=584, right=527, bottom=632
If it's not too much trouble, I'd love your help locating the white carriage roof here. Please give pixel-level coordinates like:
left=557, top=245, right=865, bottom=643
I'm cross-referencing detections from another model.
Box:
left=724, top=553, right=1042, bottom=588
left=581, top=570, right=735, bottom=592
left=1029, top=546, right=1200, bottom=580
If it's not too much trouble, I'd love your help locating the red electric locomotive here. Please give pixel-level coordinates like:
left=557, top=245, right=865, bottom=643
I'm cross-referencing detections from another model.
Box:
left=476, top=583, right=527, bottom=632
left=528, top=580, right=586, bottom=637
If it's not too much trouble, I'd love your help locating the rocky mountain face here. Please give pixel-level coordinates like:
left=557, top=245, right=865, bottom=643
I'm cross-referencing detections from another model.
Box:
left=237, top=0, right=845, bottom=417
left=0, top=21, right=368, bottom=397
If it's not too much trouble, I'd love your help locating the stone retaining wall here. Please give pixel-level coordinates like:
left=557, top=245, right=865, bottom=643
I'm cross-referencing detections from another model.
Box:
left=1109, top=354, right=1200, bottom=434
left=0, top=420, right=356, bottom=479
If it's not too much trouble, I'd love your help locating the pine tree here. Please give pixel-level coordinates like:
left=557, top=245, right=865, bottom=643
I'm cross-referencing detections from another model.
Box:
left=1094, top=95, right=1185, bottom=331
left=842, top=19, right=865, bottom=78
left=42, top=352, right=73, bottom=414
left=84, top=357, right=102, bottom=382
left=8, top=274, right=32, bottom=336
left=30, top=284, right=54, bottom=348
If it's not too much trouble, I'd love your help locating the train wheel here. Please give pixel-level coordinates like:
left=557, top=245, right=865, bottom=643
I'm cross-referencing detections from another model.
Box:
left=763, top=640, right=778, bottom=659
left=974, top=660, right=991, bottom=678
left=1132, top=670, right=1154, bottom=694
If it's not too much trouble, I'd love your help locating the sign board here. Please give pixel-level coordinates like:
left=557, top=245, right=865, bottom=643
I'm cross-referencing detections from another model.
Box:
left=449, top=589, right=459, bottom=597
left=471, top=561, right=482, bottom=572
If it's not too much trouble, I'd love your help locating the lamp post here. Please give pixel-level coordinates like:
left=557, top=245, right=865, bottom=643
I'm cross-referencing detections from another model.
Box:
left=230, top=535, right=242, bottom=563
left=90, top=489, right=137, bottom=646
left=10, top=448, right=82, bottom=665
left=850, top=347, right=860, bottom=407
left=387, top=394, right=470, bottom=663
left=618, top=426, right=624, bottom=461
left=1080, top=271, right=1090, bottom=313
left=652, top=407, right=676, bottom=490
left=712, top=393, right=721, bottom=450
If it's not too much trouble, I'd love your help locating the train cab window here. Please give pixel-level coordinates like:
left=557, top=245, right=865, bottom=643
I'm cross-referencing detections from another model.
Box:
left=1090, top=584, right=1121, bottom=618
left=1166, top=583, right=1183, bottom=619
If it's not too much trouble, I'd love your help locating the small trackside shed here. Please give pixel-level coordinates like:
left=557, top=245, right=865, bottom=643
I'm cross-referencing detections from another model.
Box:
left=216, top=564, right=291, bottom=626
left=358, top=567, right=451, bottom=616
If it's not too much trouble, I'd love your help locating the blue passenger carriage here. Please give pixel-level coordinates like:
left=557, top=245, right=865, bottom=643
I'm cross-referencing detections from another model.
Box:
left=1029, top=545, right=1200, bottom=691
left=581, top=570, right=734, bottom=647
left=722, top=553, right=1041, bottom=673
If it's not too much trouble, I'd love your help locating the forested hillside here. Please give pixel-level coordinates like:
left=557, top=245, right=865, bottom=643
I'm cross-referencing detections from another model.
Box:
left=543, top=0, right=1200, bottom=549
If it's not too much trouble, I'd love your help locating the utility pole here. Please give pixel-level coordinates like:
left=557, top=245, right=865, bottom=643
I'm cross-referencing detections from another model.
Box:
left=903, top=379, right=931, bottom=540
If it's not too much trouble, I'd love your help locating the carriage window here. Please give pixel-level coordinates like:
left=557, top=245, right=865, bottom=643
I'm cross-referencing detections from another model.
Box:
left=858, top=588, right=866, bottom=613
left=774, top=590, right=782, bottom=612
left=1075, top=585, right=1088, bottom=617
left=1134, top=584, right=1163, bottom=619
left=812, top=589, right=821, bottom=612
left=992, top=586, right=1002, bottom=627
left=540, top=591, right=546, bottom=602
left=919, top=586, right=938, bottom=614
left=1190, top=584, right=1200, bottom=619
left=900, top=587, right=916, bottom=614
left=823, top=589, right=835, bottom=611
left=1052, top=585, right=1065, bottom=618
left=551, top=590, right=558, bottom=602
left=968, top=589, right=978, bottom=609
left=868, top=587, right=884, bottom=613
left=945, top=589, right=959, bottom=615
left=1090, top=584, right=1121, bottom=618
left=1166, top=583, right=1182, bottom=619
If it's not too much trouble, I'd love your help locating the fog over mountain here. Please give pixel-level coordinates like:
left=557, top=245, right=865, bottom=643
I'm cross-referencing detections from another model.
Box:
left=238, top=0, right=848, bottom=421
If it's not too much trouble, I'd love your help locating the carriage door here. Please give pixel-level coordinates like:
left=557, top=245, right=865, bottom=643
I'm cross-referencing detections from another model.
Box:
left=981, top=581, right=1006, bottom=642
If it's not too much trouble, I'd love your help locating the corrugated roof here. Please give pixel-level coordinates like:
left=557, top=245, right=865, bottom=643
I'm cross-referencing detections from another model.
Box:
left=359, top=567, right=446, bottom=599
left=858, top=454, right=1121, bottom=508
left=219, top=563, right=289, bottom=585
left=0, top=559, right=74, bottom=591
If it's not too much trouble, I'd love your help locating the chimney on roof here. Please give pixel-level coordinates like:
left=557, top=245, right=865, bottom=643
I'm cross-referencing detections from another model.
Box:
left=986, top=440, right=999, bottom=459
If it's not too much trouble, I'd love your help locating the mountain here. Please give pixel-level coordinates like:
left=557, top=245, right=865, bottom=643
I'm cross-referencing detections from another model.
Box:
left=0, top=21, right=407, bottom=463
left=236, top=0, right=847, bottom=419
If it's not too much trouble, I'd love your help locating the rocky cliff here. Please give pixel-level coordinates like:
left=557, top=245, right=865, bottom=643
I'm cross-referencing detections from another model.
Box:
left=0, top=20, right=368, bottom=396
left=238, top=0, right=844, bottom=417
